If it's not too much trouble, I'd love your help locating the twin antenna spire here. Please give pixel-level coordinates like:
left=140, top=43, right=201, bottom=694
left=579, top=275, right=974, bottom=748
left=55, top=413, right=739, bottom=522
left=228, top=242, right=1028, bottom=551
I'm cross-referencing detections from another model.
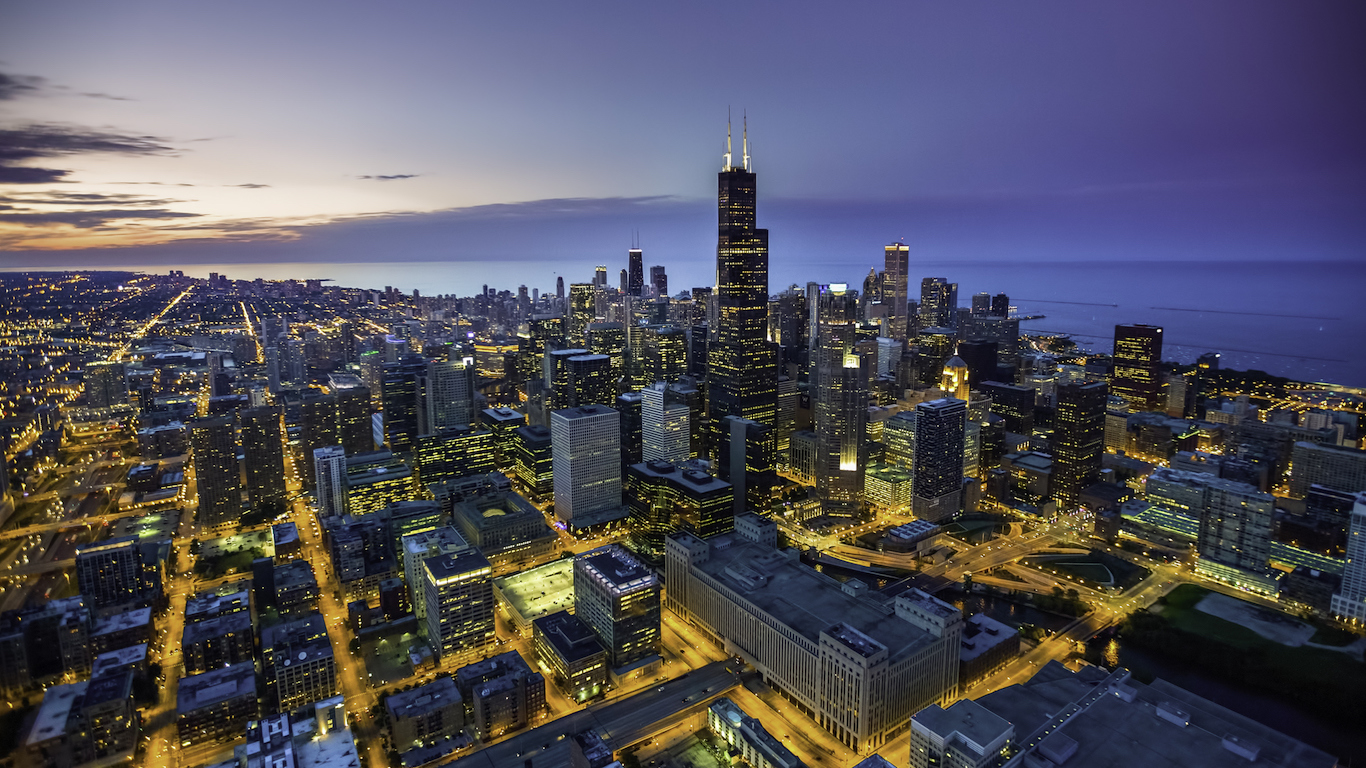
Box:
left=723, top=108, right=751, bottom=172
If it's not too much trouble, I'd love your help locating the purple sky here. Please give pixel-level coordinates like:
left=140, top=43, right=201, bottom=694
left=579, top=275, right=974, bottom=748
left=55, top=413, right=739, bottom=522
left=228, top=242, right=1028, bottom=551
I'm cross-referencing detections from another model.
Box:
left=1, top=1, right=1363, bottom=271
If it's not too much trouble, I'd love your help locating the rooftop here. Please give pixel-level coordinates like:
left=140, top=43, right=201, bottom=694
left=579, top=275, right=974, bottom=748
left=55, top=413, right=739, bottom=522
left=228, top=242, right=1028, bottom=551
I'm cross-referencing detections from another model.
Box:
left=27, top=682, right=85, bottom=746
left=386, top=677, right=461, bottom=720
left=960, top=614, right=1019, bottom=664
left=183, top=610, right=254, bottom=646
left=688, top=531, right=938, bottom=661
left=493, top=558, right=575, bottom=622
left=177, top=662, right=258, bottom=712
left=425, top=547, right=492, bottom=584
left=92, top=606, right=152, bottom=637
left=533, top=611, right=607, bottom=664
left=552, top=404, right=617, bottom=421
left=91, top=643, right=148, bottom=677
left=578, top=545, right=655, bottom=594
left=913, top=699, right=1013, bottom=757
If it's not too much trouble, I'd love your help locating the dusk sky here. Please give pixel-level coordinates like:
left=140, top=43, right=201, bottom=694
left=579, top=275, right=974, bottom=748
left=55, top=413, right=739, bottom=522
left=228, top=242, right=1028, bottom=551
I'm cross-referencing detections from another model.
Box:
left=1, top=1, right=1363, bottom=275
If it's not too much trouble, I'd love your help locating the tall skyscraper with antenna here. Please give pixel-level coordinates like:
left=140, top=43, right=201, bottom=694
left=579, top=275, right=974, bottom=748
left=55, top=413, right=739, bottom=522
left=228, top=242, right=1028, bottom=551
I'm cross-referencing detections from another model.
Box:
left=708, top=114, right=777, bottom=467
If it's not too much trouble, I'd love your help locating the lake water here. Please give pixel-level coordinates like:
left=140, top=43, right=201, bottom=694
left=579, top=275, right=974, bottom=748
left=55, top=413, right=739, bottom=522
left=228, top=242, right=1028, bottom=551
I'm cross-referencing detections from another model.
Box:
left=9, top=258, right=1364, bottom=386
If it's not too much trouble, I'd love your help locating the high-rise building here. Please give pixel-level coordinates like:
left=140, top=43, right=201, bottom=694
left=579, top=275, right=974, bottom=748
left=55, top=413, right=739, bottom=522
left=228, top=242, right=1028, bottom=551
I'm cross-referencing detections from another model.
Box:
left=300, top=392, right=340, bottom=491
left=940, top=356, right=970, bottom=402
left=616, top=392, right=643, bottom=469
left=556, top=276, right=565, bottom=300
left=708, top=118, right=778, bottom=460
left=649, top=265, right=668, bottom=297
left=628, top=248, right=644, bottom=297
left=240, top=406, right=288, bottom=518
left=884, top=411, right=916, bottom=471
left=640, top=326, right=688, bottom=386
left=569, top=284, right=596, bottom=347
left=1147, top=468, right=1274, bottom=590
left=587, top=322, right=627, bottom=386
left=404, top=527, right=494, bottom=664
left=551, top=405, right=624, bottom=529
left=313, top=445, right=348, bottom=517
left=415, top=426, right=496, bottom=485
left=720, top=415, right=776, bottom=517
left=981, top=381, right=1035, bottom=436
left=512, top=425, right=554, bottom=503
left=883, top=243, right=909, bottom=341
left=1289, top=441, right=1366, bottom=498
left=426, top=355, right=477, bottom=432
left=913, top=398, right=967, bottom=523
left=990, top=293, right=1009, bottom=317
left=626, top=461, right=733, bottom=556
left=641, top=382, right=690, bottom=464
left=813, top=284, right=870, bottom=517
left=518, top=315, right=565, bottom=387
left=1330, top=493, right=1366, bottom=624
left=595, top=265, right=607, bottom=288
left=74, top=537, right=144, bottom=608
left=567, top=354, right=615, bottom=409
left=84, top=361, right=128, bottom=409
left=190, top=415, right=242, bottom=529
left=329, top=374, right=374, bottom=455
left=480, top=407, right=527, bottom=471
left=383, top=354, right=428, bottom=454
left=1111, top=324, right=1165, bottom=413
left=574, top=545, right=661, bottom=672
left=1052, top=381, right=1108, bottom=511
left=919, top=278, right=957, bottom=330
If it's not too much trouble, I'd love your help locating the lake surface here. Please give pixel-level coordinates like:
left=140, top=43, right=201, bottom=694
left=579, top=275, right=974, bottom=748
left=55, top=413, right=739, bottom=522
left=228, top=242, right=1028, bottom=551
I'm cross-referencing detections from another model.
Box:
left=8, top=258, right=1363, bottom=386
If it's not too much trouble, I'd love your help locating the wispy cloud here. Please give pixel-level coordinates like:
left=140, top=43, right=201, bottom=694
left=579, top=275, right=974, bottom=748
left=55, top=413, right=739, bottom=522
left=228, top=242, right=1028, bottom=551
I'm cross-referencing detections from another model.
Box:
left=358, top=174, right=419, bottom=181
left=0, top=123, right=177, bottom=185
left=0, top=72, right=44, bottom=101
left=228, top=183, right=270, bottom=189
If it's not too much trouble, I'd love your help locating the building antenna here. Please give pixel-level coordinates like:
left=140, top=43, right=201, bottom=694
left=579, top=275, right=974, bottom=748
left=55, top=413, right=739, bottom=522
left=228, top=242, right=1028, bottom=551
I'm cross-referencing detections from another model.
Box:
left=742, top=110, right=750, bottom=172
left=723, top=107, right=733, bottom=171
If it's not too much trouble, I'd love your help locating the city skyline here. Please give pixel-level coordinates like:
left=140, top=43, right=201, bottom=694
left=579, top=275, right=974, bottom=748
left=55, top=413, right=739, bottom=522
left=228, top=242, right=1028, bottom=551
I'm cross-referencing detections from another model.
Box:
left=1, top=1, right=1364, bottom=270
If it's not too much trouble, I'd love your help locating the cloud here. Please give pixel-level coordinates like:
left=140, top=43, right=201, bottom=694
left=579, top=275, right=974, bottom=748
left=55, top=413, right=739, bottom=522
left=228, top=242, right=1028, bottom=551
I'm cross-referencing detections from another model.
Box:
left=228, top=183, right=270, bottom=189
left=0, top=192, right=190, bottom=207
left=358, top=174, right=419, bottom=181
left=0, top=72, right=44, bottom=101
left=111, top=181, right=198, bottom=187
left=79, top=92, right=134, bottom=101
left=0, top=208, right=201, bottom=228
left=0, top=123, right=177, bottom=184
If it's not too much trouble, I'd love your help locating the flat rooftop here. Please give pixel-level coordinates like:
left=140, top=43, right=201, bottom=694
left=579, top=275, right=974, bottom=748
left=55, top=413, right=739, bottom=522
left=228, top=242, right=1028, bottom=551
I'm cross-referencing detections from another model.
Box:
left=692, top=531, right=938, bottom=661
left=975, top=662, right=1336, bottom=768
left=183, top=611, right=253, bottom=646
left=91, top=643, right=148, bottom=677
left=386, top=677, right=461, bottom=720
left=92, top=606, right=152, bottom=637
left=913, top=699, right=1012, bottom=754
left=532, top=611, right=605, bottom=664
left=493, top=558, right=575, bottom=623
left=28, top=682, right=86, bottom=746
left=578, top=546, right=654, bottom=594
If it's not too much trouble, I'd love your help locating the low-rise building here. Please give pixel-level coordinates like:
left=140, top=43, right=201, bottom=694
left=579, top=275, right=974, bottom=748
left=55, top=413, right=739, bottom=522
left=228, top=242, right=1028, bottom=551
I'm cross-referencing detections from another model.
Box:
left=385, top=677, right=464, bottom=752
left=492, top=558, right=576, bottom=637
left=177, top=662, right=257, bottom=746
left=708, top=697, right=806, bottom=768
left=532, top=611, right=608, bottom=702
left=454, top=651, right=545, bottom=739
left=909, top=698, right=1013, bottom=768
left=182, top=611, right=255, bottom=675
left=451, top=490, right=558, bottom=569
left=958, top=614, right=1020, bottom=689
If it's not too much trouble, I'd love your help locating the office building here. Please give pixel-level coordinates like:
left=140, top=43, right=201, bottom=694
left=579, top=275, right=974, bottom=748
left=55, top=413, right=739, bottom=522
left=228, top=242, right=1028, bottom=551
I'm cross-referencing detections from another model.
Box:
left=405, top=527, right=494, bottom=664
left=616, top=392, right=643, bottom=469
left=176, top=661, right=257, bottom=746
left=1147, top=468, right=1274, bottom=591
left=1112, top=324, right=1165, bottom=413
left=1330, top=494, right=1366, bottom=624
left=628, top=248, right=645, bottom=297
left=641, top=382, right=690, bottom=464
left=190, top=415, right=242, bottom=529
left=626, top=460, right=734, bottom=556
left=720, top=415, right=776, bottom=517
left=1052, top=381, right=1108, bottom=511
left=300, top=391, right=340, bottom=494
left=416, top=426, right=496, bottom=485
left=883, top=243, right=910, bottom=341
left=314, top=445, right=348, bottom=517
left=382, top=354, right=428, bottom=454
left=551, top=405, right=624, bottom=529
left=532, top=611, right=608, bottom=702
left=639, top=326, right=688, bottom=386
left=511, top=424, right=554, bottom=503
left=587, top=321, right=627, bottom=385
left=450, top=489, right=557, bottom=569
left=980, top=382, right=1034, bottom=436
left=346, top=453, right=417, bottom=516
left=708, top=119, right=778, bottom=460
left=480, top=407, right=526, bottom=470
left=914, top=398, right=967, bottom=523
left=385, top=677, right=464, bottom=752
left=569, top=283, right=596, bottom=346
left=566, top=353, right=615, bottom=408
left=919, top=278, right=957, bottom=330
left=426, top=355, right=477, bottom=432
left=666, top=517, right=962, bottom=754
left=574, top=545, right=661, bottom=673
left=650, top=264, right=667, bottom=296
left=329, top=373, right=374, bottom=454
left=1289, top=441, right=1366, bottom=498
left=941, top=356, right=970, bottom=402
left=240, top=406, right=288, bottom=518
left=813, top=284, right=871, bottom=517
left=909, top=698, right=1013, bottom=768
left=952, top=662, right=1335, bottom=768
left=84, top=361, right=128, bottom=409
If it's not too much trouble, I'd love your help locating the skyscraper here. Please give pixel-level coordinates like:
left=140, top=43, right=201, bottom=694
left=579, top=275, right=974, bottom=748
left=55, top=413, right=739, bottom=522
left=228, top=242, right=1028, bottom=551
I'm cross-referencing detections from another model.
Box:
left=628, top=248, right=644, bottom=298
left=313, top=445, right=347, bottom=517
left=813, top=284, right=870, bottom=517
left=1053, top=381, right=1108, bottom=511
left=919, top=278, right=957, bottom=330
left=404, top=527, right=493, bottom=664
left=1330, top=493, right=1366, bottom=624
left=190, top=415, right=242, bottom=529
left=74, top=537, right=145, bottom=608
left=574, top=545, right=661, bottom=672
left=913, top=398, right=967, bottom=523
left=626, top=461, right=733, bottom=556
left=641, top=382, right=690, bottom=464
left=883, top=243, right=909, bottom=341
left=551, top=405, right=623, bottom=529
left=568, top=284, right=596, bottom=347
left=383, top=354, right=428, bottom=454
left=328, top=373, right=374, bottom=455
left=300, top=391, right=340, bottom=491
left=1111, top=324, right=1165, bottom=413
left=650, top=265, right=668, bottom=298
left=84, top=361, right=128, bottom=409
left=240, top=406, right=288, bottom=518
left=425, top=355, right=476, bottom=432
left=708, top=117, right=777, bottom=459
